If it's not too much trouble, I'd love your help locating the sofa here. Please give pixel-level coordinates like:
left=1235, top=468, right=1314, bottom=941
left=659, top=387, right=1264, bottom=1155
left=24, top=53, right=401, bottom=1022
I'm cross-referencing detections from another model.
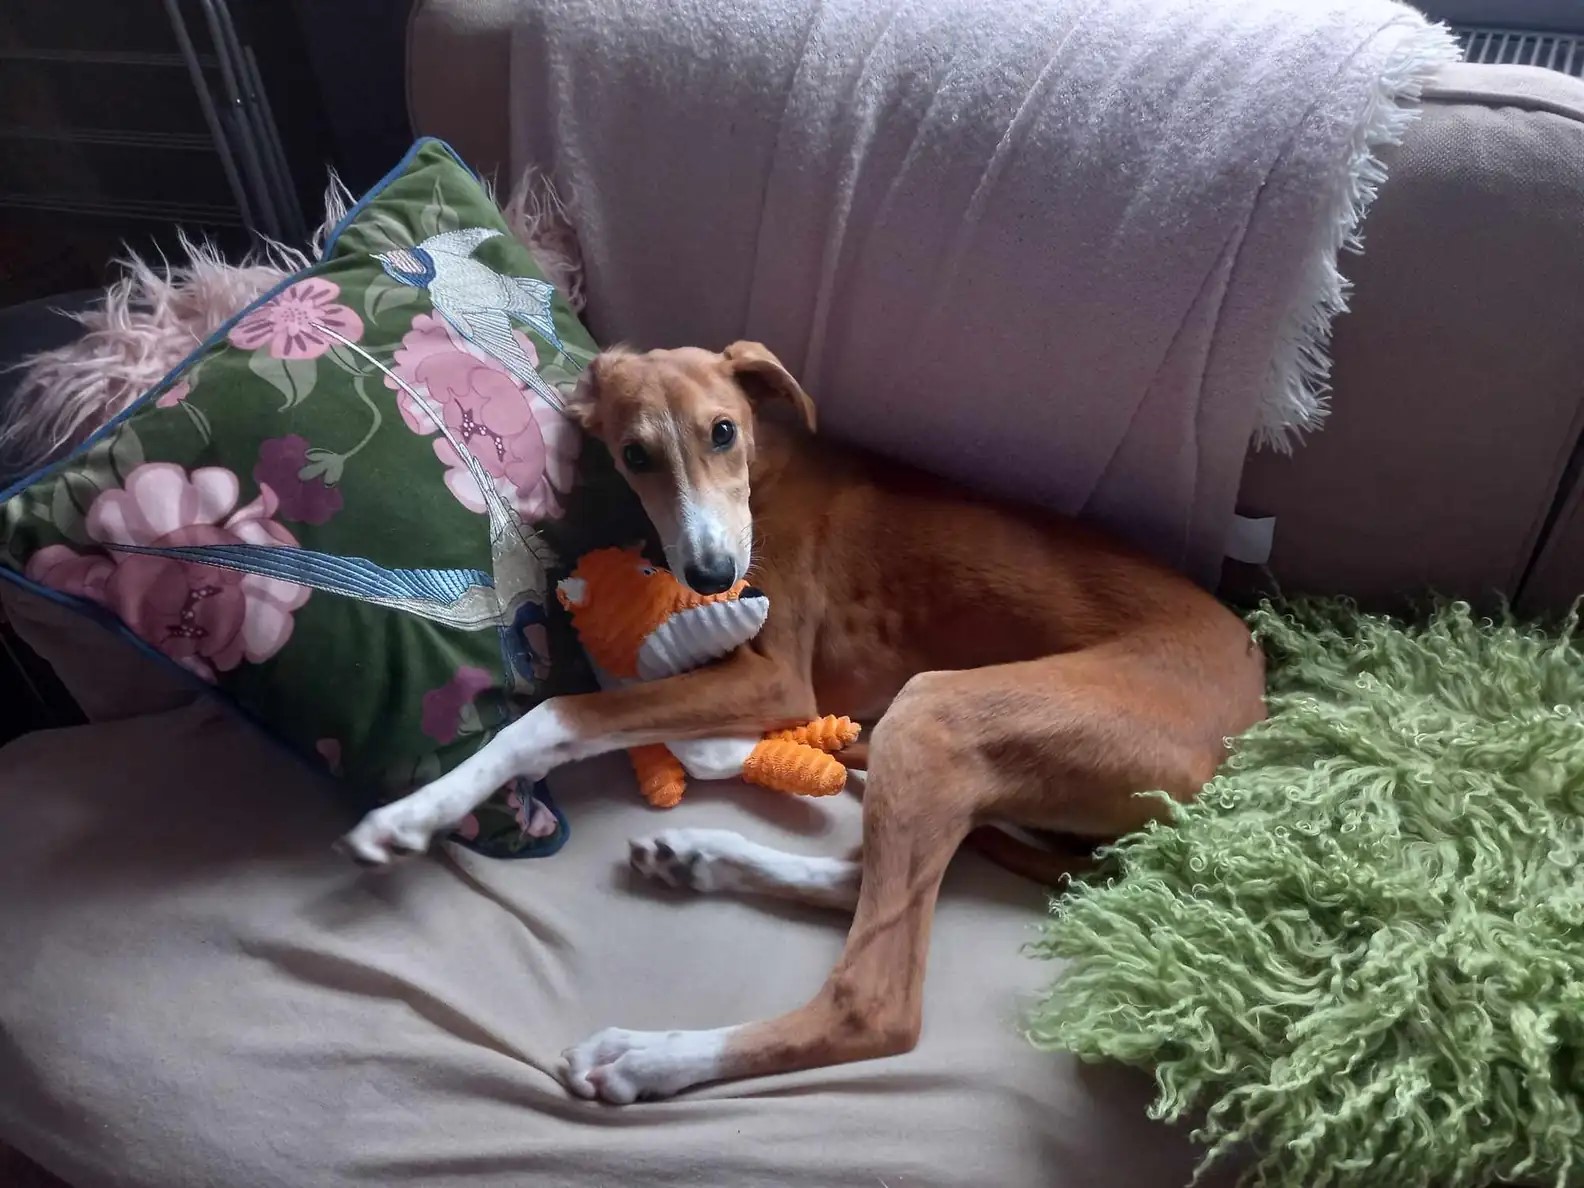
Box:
left=3, top=3, right=1583, bottom=1185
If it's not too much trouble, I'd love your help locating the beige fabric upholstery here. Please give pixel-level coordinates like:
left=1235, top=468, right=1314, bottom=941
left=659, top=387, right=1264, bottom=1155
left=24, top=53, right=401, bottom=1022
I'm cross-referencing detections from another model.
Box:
left=406, top=0, right=517, bottom=183
left=408, top=0, right=513, bottom=181
left=1237, top=64, right=1584, bottom=609
left=0, top=707, right=1232, bottom=1187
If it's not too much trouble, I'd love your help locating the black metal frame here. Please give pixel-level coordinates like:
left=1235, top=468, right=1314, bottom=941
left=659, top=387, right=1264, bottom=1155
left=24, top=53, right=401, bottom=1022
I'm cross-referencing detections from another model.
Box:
left=163, top=0, right=306, bottom=242
left=0, top=0, right=306, bottom=241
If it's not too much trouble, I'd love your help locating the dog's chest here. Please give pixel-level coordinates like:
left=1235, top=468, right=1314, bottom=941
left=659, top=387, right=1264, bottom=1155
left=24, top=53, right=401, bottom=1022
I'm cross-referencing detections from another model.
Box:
left=810, top=595, right=913, bottom=721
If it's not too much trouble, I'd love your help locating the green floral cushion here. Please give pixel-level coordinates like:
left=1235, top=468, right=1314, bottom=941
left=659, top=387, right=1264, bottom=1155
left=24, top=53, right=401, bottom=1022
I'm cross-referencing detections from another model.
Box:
left=0, top=139, right=600, bottom=857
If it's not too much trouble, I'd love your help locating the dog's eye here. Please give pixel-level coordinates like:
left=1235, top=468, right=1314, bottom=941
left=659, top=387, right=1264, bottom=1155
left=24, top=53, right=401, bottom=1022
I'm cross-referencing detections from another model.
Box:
left=621, top=442, right=651, bottom=472
left=711, top=419, right=737, bottom=450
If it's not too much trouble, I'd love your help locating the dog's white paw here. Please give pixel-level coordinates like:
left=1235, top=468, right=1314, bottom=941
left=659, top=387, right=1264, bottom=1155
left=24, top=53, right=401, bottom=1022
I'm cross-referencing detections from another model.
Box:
left=628, top=828, right=757, bottom=893
left=628, top=828, right=861, bottom=910
left=560, top=1026, right=729, bottom=1104
left=335, top=804, right=440, bottom=867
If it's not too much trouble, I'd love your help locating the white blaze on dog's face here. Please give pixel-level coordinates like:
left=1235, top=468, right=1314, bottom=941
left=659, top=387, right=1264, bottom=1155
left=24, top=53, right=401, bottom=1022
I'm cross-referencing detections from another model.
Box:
left=566, top=342, right=816, bottom=595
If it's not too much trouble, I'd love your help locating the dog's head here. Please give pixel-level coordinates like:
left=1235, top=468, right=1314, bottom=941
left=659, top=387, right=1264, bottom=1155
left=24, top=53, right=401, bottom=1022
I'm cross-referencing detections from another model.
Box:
left=566, top=342, right=815, bottom=595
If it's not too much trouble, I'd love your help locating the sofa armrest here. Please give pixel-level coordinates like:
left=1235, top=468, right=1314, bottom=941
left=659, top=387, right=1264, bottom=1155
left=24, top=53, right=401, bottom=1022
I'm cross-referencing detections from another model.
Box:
left=1235, top=63, right=1584, bottom=610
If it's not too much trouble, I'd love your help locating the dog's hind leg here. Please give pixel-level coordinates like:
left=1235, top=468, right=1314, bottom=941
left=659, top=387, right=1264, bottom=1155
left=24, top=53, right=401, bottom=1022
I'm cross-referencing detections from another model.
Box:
left=561, top=648, right=1246, bottom=1103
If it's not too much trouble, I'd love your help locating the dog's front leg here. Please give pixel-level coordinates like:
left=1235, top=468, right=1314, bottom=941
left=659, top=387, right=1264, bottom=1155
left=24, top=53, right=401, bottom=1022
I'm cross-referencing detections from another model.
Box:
left=337, top=649, right=813, bottom=866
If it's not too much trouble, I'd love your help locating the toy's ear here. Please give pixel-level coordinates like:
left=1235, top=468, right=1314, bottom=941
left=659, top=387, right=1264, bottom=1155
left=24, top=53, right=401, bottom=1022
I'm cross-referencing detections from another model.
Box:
left=556, top=576, right=588, bottom=610
left=723, top=341, right=816, bottom=434
left=564, top=346, right=632, bottom=434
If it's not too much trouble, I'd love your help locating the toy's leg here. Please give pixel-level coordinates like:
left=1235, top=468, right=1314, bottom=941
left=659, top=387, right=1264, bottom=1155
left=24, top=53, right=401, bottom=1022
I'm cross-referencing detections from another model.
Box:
left=741, top=739, right=847, bottom=796
left=629, top=745, right=687, bottom=809
left=765, top=715, right=860, bottom=753
left=667, top=736, right=760, bottom=781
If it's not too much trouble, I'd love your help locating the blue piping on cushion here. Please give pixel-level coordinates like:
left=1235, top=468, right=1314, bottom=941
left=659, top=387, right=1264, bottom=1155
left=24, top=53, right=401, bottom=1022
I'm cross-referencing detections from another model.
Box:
left=321, top=137, right=475, bottom=256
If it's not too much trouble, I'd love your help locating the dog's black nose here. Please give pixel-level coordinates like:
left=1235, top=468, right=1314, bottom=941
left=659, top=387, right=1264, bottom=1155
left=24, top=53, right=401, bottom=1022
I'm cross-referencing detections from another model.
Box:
left=683, top=557, right=737, bottom=596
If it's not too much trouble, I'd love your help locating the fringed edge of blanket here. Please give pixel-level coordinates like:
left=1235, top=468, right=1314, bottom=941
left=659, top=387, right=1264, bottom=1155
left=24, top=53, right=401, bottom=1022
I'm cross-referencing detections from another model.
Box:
left=1255, top=19, right=1461, bottom=452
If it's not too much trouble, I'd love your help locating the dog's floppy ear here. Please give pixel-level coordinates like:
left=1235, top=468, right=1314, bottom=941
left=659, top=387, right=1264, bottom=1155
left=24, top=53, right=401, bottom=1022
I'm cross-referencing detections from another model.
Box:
left=564, top=347, right=630, bottom=433
left=563, top=369, right=601, bottom=433
left=723, top=341, right=816, bottom=434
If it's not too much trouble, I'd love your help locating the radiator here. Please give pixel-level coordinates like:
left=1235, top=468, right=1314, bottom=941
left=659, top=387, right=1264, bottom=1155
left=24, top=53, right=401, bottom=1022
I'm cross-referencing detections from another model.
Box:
left=1454, top=25, right=1584, bottom=77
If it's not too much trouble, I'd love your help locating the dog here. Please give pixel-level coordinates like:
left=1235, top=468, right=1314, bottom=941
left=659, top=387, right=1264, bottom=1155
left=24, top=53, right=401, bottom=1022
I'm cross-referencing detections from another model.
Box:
left=338, top=340, right=1267, bottom=1104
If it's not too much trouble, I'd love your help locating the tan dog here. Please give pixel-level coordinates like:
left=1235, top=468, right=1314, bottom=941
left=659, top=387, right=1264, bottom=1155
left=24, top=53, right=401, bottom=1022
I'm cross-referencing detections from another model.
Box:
left=339, top=342, right=1266, bottom=1104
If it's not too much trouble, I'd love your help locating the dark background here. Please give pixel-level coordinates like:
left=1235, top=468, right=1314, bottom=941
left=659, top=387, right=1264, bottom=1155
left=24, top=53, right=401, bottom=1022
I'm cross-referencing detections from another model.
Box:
left=0, top=0, right=414, bottom=307
left=0, top=0, right=413, bottom=743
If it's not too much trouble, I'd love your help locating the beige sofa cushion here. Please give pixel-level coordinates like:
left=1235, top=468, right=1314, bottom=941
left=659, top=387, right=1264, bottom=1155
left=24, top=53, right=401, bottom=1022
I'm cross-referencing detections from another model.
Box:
left=1519, top=458, right=1584, bottom=616
left=0, top=705, right=1236, bottom=1187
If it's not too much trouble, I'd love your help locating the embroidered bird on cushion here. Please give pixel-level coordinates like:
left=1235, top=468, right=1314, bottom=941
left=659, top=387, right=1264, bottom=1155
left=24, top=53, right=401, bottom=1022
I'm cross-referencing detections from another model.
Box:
left=375, top=227, right=568, bottom=411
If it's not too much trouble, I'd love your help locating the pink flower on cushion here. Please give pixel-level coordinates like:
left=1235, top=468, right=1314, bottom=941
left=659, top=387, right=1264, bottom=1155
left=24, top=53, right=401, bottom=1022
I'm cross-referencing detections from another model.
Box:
left=25, top=463, right=310, bottom=682
left=386, top=313, right=454, bottom=433
left=27, top=546, right=114, bottom=603
left=429, top=366, right=559, bottom=517
left=156, top=380, right=191, bottom=409
left=388, top=313, right=579, bottom=520
left=420, top=664, right=495, bottom=743
left=254, top=435, right=343, bottom=525
left=228, top=277, right=363, bottom=360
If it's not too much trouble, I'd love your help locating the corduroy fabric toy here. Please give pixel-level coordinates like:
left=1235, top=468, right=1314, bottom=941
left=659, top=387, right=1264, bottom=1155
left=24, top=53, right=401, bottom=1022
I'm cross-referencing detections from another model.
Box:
left=556, top=547, right=859, bottom=808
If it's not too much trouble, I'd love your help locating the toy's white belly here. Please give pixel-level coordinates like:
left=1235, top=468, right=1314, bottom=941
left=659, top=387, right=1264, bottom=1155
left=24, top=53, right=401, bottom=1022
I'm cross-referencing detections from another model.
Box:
left=668, top=736, right=761, bottom=781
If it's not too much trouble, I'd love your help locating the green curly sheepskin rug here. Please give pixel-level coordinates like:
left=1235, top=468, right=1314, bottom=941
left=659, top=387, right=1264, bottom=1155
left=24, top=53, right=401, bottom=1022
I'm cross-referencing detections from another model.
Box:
left=1029, top=601, right=1584, bottom=1188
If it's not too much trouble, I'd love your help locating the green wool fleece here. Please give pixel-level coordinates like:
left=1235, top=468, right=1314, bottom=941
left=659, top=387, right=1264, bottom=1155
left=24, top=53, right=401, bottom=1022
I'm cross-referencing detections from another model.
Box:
left=1030, top=600, right=1584, bottom=1188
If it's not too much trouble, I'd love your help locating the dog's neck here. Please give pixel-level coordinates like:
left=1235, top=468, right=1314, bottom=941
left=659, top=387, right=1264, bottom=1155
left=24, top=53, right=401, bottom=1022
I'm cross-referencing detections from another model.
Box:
left=746, top=414, right=809, bottom=499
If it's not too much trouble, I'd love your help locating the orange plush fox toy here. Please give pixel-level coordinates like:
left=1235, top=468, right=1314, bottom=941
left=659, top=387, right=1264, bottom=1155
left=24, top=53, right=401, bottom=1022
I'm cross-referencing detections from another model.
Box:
left=556, top=547, right=860, bottom=808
